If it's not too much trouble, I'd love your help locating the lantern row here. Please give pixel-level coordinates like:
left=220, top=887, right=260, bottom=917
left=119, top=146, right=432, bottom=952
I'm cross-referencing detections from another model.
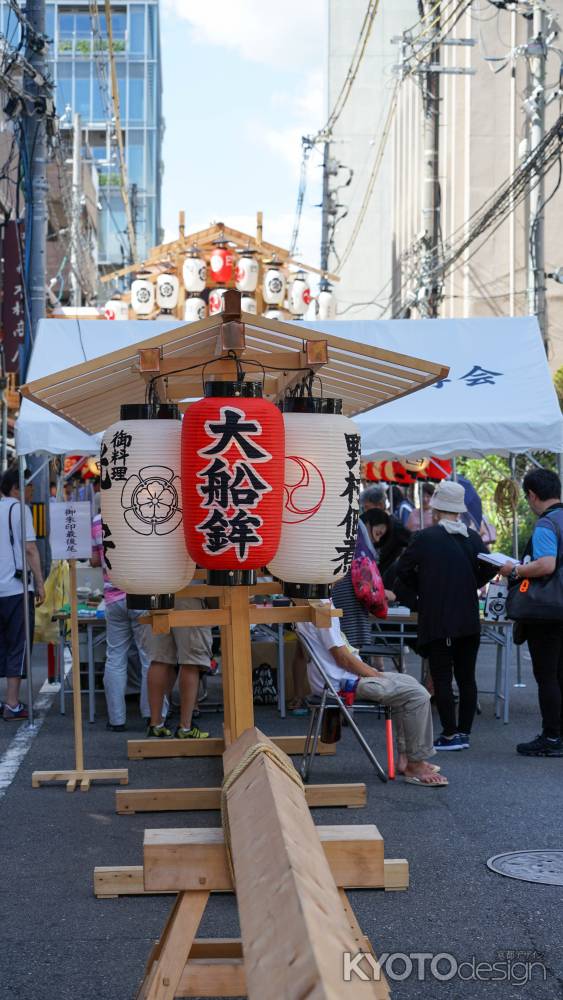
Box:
left=100, top=386, right=360, bottom=609
left=105, top=246, right=335, bottom=323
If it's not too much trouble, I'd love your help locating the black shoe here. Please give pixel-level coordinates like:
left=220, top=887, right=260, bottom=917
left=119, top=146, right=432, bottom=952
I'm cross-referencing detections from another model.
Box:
left=106, top=721, right=127, bottom=732
left=458, top=733, right=471, bottom=749
left=516, top=733, right=563, bottom=757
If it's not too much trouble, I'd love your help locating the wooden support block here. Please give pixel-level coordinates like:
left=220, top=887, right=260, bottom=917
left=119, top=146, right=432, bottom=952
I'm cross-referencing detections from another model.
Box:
left=32, top=768, right=129, bottom=789
left=143, top=824, right=384, bottom=892
left=127, top=735, right=335, bottom=760
left=136, top=890, right=208, bottom=1000
left=189, top=940, right=242, bottom=960
left=176, top=958, right=245, bottom=998
left=115, top=782, right=366, bottom=814
left=383, top=858, right=409, bottom=891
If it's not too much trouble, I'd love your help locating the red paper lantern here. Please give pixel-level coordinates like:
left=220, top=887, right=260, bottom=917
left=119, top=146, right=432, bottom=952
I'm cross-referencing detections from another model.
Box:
left=182, top=382, right=285, bottom=584
left=209, top=239, right=234, bottom=284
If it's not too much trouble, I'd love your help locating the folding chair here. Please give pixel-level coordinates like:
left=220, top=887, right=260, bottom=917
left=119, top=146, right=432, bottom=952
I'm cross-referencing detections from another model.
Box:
left=296, top=630, right=394, bottom=785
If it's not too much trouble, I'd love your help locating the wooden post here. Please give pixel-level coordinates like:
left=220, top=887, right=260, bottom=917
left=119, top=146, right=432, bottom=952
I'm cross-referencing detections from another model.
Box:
left=219, top=586, right=254, bottom=743
left=69, top=560, right=84, bottom=775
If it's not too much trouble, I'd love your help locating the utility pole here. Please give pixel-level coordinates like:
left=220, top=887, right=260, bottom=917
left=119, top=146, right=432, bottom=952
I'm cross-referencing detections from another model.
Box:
left=528, top=4, right=547, bottom=349
left=320, top=140, right=331, bottom=275
left=22, top=0, right=48, bottom=372
left=420, top=0, right=441, bottom=318
left=70, top=112, right=81, bottom=308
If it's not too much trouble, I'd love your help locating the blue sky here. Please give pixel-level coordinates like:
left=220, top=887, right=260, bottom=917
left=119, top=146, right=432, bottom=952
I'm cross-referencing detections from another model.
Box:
left=159, top=0, right=325, bottom=269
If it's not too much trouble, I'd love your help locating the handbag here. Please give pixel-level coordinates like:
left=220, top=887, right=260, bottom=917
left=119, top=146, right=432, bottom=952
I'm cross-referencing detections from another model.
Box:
left=506, top=514, right=563, bottom=623
left=351, top=554, right=388, bottom=618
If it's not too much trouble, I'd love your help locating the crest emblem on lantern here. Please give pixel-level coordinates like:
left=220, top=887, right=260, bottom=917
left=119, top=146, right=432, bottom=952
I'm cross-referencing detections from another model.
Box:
left=121, top=465, right=183, bottom=536
left=283, top=457, right=326, bottom=524
left=136, top=287, right=151, bottom=304
left=159, top=281, right=174, bottom=299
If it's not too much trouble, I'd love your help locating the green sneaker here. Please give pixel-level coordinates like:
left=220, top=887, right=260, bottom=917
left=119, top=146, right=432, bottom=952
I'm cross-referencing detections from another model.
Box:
left=175, top=725, right=209, bottom=740
left=146, top=723, right=172, bottom=739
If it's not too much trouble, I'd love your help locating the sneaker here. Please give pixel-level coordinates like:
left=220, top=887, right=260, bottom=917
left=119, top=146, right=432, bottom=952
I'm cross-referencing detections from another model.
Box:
left=433, top=733, right=464, bottom=751
left=458, top=733, right=471, bottom=749
left=3, top=702, right=28, bottom=720
left=146, top=723, right=172, bottom=739
left=516, top=734, right=563, bottom=757
left=175, top=725, right=209, bottom=740
left=106, top=722, right=127, bottom=732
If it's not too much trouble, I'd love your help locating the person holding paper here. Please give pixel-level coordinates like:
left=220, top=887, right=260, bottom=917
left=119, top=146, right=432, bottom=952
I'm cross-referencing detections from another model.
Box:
left=395, top=481, right=495, bottom=751
left=498, top=468, right=563, bottom=758
left=0, top=467, right=45, bottom=720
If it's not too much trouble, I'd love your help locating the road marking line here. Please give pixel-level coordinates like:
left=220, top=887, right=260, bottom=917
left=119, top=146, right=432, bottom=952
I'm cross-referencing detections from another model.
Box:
left=0, top=687, right=57, bottom=800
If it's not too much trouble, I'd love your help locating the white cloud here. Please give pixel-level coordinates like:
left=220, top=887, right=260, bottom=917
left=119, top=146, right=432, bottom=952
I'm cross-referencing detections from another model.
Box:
left=262, top=70, right=324, bottom=176
left=162, top=0, right=325, bottom=70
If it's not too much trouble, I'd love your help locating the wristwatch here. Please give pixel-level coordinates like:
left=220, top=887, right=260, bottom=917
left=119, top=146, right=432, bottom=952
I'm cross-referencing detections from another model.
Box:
left=509, top=566, right=520, bottom=582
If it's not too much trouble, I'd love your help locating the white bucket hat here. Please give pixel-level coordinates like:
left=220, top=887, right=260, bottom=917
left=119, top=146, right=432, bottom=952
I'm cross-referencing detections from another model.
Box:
left=429, top=480, right=467, bottom=514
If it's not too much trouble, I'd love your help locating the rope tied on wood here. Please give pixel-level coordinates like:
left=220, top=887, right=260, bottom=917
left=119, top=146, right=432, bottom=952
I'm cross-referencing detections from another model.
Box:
left=221, top=741, right=304, bottom=885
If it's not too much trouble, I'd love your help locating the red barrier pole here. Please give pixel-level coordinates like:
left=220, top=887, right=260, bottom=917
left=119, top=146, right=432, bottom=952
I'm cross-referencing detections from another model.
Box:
left=47, top=642, right=56, bottom=683
left=385, top=708, right=395, bottom=780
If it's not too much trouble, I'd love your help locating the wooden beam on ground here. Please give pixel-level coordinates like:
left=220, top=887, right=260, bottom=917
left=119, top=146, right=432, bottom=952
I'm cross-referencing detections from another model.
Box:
left=127, top=735, right=336, bottom=760
left=221, top=727, right=384, bottom=998
left=115, top=782, right=367, bottom=814
left=142, top=824, right=384, bottom=893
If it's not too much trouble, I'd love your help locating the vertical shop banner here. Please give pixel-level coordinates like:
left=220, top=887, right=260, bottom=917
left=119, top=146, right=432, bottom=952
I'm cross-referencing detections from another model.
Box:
left=1, top=221, right=25, bottom=375
left=50, top=502, right=92, bottom=561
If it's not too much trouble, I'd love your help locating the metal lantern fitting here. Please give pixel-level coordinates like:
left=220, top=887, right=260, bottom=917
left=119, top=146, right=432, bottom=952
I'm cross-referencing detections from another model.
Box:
left=235, top=250, right=259, bottom=292
left=184, top=294, right=207, bottom=322
left=104, top=298, right=129, bottom=321
left=263, top=258, right=286, bottom=305
left=209, top=287, right=227, bottom=316
left=268, top=397, right=361, bottom=599
left=289, top=270, right=311, bottom=316
left=182, top=246, right=207, bottom=292
left=210, top=235, right=234, bottom=284
left=156, top=273, right=180, bottom=313
left=131, top=272, right=155, bottom=318
left=100, top=403, right=195, bottom=610
left=241, top=293, right=257, bottom=315
left=182, top=381, right=285, bottom=586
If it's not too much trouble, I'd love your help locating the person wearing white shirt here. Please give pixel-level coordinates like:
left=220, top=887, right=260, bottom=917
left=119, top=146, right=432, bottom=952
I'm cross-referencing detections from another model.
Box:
left=0, top=467, right=45, bottom=720
left=296, top=602, right=448, bottom=787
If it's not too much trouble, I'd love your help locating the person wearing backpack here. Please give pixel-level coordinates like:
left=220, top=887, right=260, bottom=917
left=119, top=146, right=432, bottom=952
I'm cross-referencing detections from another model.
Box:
left=499, top=468, right=563, bottom=757
left=0, top=467, right=45, bottom=720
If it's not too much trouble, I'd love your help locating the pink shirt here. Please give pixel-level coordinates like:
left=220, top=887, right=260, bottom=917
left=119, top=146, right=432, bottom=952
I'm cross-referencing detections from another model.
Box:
left=91, top=515, right=125, bottom=604
left=406, top=507, right=434, bottom=532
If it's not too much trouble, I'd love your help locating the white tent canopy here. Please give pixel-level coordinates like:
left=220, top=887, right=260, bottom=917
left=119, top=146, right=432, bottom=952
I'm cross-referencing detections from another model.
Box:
left=16, top=314, right=563, bottom=461
left=15, top=318, right=184, bottom=457
left=309, top=316, right=563, bottom=459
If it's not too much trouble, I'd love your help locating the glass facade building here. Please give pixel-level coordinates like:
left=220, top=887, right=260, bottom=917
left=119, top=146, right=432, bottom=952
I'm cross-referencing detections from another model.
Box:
left=0, top=1, right=163, bottom=267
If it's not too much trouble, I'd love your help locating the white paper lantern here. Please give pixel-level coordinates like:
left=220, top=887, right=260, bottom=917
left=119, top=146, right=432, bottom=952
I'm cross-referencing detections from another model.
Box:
left=289, top=270, right=311, bottom=316
left=305, top=298, right=319, bottom=321
left=263, top=307, right=284, bottom=320
left=268, top=400, right=361, bottom=598
left=241, top=293, right=257, bottom=314
left=131, top=274, right=155, bottom=317
left=184, top=294, right=207, bottom=322
left=235, top=251, right=259, bottom=292
left=156, top=273, right=180, bottom=312
left=100, top=404, right=195, bottom=609
left=182, top=249, right=207, bottom=292
left=104, top=299, right=129, bottom=321
left=209, top=287, right=227, bottom=315
left=263, top=262, right=286, bottom=305
left=318, top=280, right=335, bottom=320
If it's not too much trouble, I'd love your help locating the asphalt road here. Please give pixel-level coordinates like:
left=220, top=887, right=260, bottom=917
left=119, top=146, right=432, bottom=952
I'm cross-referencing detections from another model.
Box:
left=0, top=645, right=562, bottom=1000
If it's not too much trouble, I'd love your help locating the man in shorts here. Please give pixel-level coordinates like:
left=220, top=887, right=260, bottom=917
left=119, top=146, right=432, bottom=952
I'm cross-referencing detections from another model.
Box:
left=146, top=595, right=212, bottom=739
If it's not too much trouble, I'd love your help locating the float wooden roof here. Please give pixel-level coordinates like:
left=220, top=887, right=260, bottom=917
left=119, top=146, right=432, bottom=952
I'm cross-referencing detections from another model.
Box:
left=21, top=305, right=449, bottom=435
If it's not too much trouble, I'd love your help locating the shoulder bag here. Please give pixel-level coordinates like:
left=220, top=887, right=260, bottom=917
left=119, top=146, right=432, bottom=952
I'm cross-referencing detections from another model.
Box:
left=506, top=514, right=563, bottom=623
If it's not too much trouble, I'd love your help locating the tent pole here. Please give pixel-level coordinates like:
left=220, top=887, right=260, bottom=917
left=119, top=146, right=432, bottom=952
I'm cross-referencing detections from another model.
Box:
left=451, top=457, right=458, bottom=482
left=418, top=479, right=424, bottom=529
left=558, top=454, right=563, bottom=499
left=509, top=454, right=525, bottom=687
left=19, top=456, right=35, bottom=727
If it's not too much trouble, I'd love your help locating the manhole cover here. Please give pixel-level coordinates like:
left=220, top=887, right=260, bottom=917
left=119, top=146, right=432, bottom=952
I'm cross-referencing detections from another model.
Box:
left=487, top=851, right=563, bottom=885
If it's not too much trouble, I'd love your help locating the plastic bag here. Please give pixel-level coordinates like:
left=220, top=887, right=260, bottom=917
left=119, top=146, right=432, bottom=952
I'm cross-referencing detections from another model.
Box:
left=34, top=560, right=70, bottom=644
